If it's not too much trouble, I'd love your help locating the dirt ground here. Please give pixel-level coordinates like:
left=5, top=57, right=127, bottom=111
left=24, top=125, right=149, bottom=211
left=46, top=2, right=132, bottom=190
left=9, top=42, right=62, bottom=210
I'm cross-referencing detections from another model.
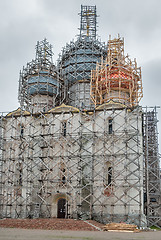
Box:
left=0, top=218, right=103, bottom=231
left=0, top=219, right=161, bottom=240
left=0, top=227, right=161, bottom=240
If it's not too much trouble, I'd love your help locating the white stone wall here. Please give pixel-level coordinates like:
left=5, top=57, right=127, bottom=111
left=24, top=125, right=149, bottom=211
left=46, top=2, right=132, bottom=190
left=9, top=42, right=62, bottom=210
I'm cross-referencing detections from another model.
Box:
left=0, top=105, right=146, bottom=226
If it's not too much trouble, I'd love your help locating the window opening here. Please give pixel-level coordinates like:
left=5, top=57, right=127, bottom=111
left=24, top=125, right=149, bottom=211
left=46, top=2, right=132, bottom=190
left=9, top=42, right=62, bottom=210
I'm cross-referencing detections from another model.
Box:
left=61, top=121, right=67, bottom=137
left=108, top=119, right=113, bottom=134
left=61, top=168, right=66, bottom=184
left=20, top=125, right=24, bottom=137
left=62, top=176, right=66, bottom=184
left=108, top=166, right=112, bottom=185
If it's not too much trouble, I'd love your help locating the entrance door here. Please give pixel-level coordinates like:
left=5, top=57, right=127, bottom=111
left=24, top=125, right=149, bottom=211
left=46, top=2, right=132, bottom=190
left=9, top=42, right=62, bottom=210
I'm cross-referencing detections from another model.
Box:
left=57, top=198, right=66, bottom=218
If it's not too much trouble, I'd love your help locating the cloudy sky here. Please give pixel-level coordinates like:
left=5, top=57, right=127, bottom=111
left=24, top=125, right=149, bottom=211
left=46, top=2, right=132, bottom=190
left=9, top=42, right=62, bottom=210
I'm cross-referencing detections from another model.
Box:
left=0, top=0, right=161, bottom=149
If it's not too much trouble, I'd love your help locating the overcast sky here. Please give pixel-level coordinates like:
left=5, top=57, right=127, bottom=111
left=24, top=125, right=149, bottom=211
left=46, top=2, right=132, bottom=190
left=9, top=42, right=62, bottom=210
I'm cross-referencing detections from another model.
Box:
left=0, top=0, right=161, bottom=149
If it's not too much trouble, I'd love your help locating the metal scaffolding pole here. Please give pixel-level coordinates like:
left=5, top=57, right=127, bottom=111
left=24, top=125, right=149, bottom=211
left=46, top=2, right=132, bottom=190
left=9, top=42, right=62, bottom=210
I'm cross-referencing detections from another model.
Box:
left=143, top=107, right=161, bottom=228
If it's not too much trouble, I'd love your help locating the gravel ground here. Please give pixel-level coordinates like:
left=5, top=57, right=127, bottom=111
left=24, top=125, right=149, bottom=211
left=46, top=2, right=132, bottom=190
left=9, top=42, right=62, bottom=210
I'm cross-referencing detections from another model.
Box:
left=0, top=227, right=161, bottom=240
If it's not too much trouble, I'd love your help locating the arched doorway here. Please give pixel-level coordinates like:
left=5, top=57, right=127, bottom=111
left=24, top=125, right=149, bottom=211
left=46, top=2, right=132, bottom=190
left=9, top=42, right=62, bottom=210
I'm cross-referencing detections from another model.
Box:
left=57, top=198, right=67, bottom=218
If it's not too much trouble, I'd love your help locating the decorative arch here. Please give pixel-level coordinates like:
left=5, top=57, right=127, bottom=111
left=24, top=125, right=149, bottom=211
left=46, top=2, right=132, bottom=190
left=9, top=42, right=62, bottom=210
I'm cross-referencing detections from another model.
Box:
left=52, top=193, right=69, bottom=204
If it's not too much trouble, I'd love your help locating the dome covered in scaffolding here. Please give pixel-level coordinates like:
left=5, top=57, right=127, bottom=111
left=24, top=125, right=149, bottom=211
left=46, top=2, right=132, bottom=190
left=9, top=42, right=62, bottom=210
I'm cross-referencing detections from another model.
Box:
left=18, top=39, right=59, bottom=113
left=90, top=35, right=143, bottom=107
left=58, top=36, right=106, bottom=85
left=57, top=5, right=107, bottom=109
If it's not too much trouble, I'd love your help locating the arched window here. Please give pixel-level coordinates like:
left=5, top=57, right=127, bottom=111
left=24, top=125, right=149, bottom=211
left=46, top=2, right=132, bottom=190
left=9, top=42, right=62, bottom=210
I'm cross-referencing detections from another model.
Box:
left=61, top=121, right=67, bottom=137
left=104, top=162, right=113, bottom=186
left=20, top=124, right=24, bottom=137
left=108, top=118, right=113, bottom=134
left=108, top=166, right=112, bottom=185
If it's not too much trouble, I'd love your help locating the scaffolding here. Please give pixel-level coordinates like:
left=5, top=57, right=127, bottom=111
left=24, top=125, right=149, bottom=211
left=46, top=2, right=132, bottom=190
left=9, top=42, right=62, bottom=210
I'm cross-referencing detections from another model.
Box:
left=143, top=107, right=161, bottom=228
left=79, top=5, right=97, bottom=40
left=0, top=4, right=161, bottom=230
left=18, top=39, right=60, bottom=113
left=58, top=5, right=107, bottom=109
left=90, top=35, right=143, bottom=107
left=0, top=103, right=147, bottom=227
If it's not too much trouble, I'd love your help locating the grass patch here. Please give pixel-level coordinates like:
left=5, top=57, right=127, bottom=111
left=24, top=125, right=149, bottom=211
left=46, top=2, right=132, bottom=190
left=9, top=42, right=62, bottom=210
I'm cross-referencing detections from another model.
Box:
left=150, top=225, right=161, bottom=231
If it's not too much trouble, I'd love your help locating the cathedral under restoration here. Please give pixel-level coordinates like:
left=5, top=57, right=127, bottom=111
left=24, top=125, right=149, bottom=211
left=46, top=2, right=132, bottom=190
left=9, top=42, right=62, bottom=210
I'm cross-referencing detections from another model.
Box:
left=0, top=5, right=161, bottom=228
